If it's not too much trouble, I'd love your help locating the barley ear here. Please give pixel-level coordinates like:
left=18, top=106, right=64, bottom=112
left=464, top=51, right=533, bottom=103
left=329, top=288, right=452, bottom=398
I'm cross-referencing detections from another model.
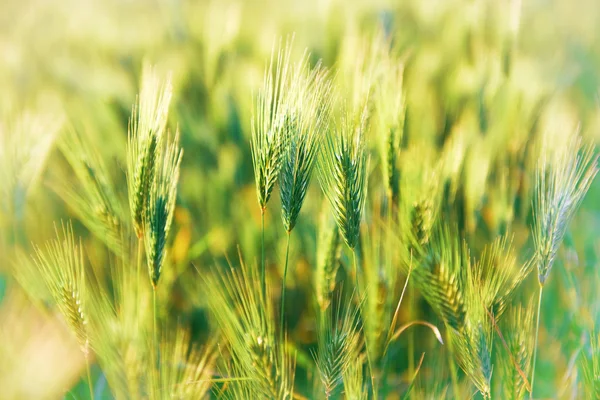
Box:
left=144, top=130, right=183, bottom=288
left=127, top=64, right=173, bottom=238
left=313, top=294, right=362, bottom=399
left=502, top=302, right=535, bottom=400
left=319, top=103, right=370, bottom=249
left=279, top=58, right=332, bottom=232
left=33, top=221, right=90, bottom=355
left=533, top=134, right=598, bottom=285
left=56, top=127, right=125, bottom=256
left=251, top=38, right=294, bottom=210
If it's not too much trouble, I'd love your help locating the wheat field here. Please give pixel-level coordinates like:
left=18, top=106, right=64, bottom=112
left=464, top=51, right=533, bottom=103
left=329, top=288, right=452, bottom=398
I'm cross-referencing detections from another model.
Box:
left=1, top=0, right=600, bottom=399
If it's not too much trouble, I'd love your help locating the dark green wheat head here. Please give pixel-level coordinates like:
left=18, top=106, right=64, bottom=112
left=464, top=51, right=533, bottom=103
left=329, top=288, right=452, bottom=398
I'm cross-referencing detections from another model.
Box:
left=251, top=38, right=295, bottom=211
left=127, top=63, right=173, bottom=238
left=144, top=131, right=183, bottom=288
left=279, top=57, right=332, bottom=232
left=313, top=296, right=362, bottom=400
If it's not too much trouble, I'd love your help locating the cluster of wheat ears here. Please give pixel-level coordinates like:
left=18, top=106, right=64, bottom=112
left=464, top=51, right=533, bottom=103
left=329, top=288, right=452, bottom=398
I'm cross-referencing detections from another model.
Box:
left=8, top=31, right=600, bottom=399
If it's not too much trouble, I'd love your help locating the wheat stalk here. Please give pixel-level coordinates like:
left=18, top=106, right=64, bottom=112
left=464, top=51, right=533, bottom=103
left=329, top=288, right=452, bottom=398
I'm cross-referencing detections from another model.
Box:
left=502, top=302, right=534, bottom=400
left=251, top=37, right=295, bottom=300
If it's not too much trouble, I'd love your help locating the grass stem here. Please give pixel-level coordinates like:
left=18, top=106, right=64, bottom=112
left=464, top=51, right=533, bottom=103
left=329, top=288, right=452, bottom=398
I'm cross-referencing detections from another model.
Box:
left=448, top=335, right=460, bottom=398
left=408, top=284, right=415, bottom=396
left=85, top=355, right=94, bottom=400
left=530, top=284, right=544, bottom=399
left=261, top=208, right=266, bottom=300
left=153, top=286, right=158, bottom=367
left=280, top=231, right=291, bottom=337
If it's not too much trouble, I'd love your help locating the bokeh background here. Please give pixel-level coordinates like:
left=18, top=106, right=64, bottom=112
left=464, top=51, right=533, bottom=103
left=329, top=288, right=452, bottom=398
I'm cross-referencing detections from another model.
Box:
left=1, top=0, right=599, bottom=398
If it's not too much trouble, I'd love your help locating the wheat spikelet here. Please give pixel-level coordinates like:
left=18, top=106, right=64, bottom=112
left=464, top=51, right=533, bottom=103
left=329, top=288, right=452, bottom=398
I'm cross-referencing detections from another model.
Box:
left=533, top=134, right=598, bottom=285
left=319, top=103, right=369, bottom=249
left=127, top=64, right=173, bottom=238
left=251, top=38, right=294, bottom=211
left=144, top=131, right=183, bottom=288
left=33, top=222, right=89, bottom=355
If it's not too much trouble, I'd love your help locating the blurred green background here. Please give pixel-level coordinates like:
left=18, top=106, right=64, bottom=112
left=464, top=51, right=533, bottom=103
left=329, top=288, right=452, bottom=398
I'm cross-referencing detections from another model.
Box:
left=0, top=0, right=599, bottom=398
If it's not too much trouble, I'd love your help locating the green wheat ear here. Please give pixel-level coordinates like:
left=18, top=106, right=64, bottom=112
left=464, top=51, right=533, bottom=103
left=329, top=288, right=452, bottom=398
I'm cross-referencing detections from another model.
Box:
left=279, top=58, right=332, bottom=233
left=502, top=301, right=535, bottom=400
left=204, top=255, right=295, bottom=399
left=56, top=127, right=125, bottom=256
left=127, top=63, right=173, bottom=238
left=319, top=102, right=370, bottom=249
left=144, top=130, right=183, bottom=288
left=313, top=293, right=363, bottom=399
left=33, top=221, right=89, bottom=356
left=533, top=134, right=598, bottom=285
left=251, top=38, right=294, bottom=211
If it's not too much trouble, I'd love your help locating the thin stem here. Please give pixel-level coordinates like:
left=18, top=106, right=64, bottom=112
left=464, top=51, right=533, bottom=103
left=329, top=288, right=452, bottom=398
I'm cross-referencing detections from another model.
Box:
left=136, top=238, right=143, bottom=299
left=352, top=248, right=377, bottom=399
left=261, top=208, right=266, bottom=300
left=280, top=231, right=291, bottom=338
left=85, top=354, right=94, bottom=400
left=352, top=247, right=360, bottom=293
left=448, top=336, right=460, bottom=398
left=153, top=287, right=158, bottom=366
left=408, top=284, right=415, bottom=391
left=530, top=284, right=544, bottom=399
